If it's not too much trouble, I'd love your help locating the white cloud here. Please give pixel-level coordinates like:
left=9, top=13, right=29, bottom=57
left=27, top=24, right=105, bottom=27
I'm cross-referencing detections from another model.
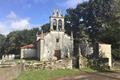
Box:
left=0, top=11, right=31, bottom=35
left=0, top=23, right=6, bottom=34
left=59, top=0, right=89, bottom=8
left=0, top=22, right=10, bottom=35
left=11, top=19, right=30, bottom=30
left=7, top=11, right=17, bottom=19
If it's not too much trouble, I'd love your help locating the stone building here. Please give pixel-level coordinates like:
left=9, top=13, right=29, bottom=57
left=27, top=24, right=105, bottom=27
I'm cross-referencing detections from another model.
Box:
left=36, top=10, right=73, bottom=61
left=21, top=10, right=73, bottom=61
left=98, top=43, right=112, bottom=68
left=21, top=44, right=37, bottom=59
left=20, top=10, right=112, bottom=69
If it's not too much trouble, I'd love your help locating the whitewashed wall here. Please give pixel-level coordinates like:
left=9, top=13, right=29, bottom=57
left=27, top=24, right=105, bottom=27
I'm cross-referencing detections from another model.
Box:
left=39, top=31, right=73, bottom=61
left=99, top=43, right=112, bottom=68
left=21, top=48, right=37, bottom=59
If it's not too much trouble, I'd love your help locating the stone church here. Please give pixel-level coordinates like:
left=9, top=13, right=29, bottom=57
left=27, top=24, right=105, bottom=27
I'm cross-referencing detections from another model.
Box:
left=36, top=10, right=73, bottom=61
left=20, top=9, right=112, bottom=68
left=21, top=10, right=73, bottom=61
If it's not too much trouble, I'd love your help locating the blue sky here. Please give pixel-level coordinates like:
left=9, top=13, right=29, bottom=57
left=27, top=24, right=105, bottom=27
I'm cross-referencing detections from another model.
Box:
left=0, top=0, right=88, bottom=35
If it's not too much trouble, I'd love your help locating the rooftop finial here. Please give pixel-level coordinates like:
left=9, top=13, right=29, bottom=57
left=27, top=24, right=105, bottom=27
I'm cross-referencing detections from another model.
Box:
left=52, top=9, right=62, bottom=17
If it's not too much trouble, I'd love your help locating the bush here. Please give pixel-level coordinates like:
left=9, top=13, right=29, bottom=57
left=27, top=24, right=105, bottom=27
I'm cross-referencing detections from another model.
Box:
left=112, top=49, right=120, bottom=61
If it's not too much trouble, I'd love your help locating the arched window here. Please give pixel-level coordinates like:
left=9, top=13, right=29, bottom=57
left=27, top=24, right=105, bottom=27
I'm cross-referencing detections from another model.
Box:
left=58, top=19, right=62, bottom=31
left=53, top=19, right=57, bottom=30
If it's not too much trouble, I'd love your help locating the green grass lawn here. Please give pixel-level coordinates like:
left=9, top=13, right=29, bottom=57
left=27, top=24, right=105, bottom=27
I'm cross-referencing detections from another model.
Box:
left=16, top=69, right=81, bottom=80
left=16, top=67, right=96, bottom=80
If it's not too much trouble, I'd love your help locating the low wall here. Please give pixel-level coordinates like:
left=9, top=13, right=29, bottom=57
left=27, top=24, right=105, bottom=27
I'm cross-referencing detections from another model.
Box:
left=79, top=56, right=89, bottom=68
left=24, top=59, right=72, bottom=70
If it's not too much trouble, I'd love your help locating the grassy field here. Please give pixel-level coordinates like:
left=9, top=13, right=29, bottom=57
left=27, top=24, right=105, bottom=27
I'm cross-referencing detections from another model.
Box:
left=16, top=68, right=95, bottom=80
left=16, top=69, right=81, bottom=80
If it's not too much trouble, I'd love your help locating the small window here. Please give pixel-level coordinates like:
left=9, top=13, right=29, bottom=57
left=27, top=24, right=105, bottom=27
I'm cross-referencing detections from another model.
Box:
left=56, top=38, right=59, bottom=43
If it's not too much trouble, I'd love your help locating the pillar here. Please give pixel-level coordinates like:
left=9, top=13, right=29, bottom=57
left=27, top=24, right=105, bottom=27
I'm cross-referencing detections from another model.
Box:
left=50, top=18, right=53, bottom=31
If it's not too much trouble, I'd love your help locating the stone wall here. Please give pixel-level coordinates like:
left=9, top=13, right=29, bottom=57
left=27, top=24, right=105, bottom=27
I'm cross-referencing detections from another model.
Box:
left=0, top=61, right=16, bottom=68
left=23, top=59, right=72, bottom=70
left=79, top=56, right=89, bottom=68
left=98, top=43, right=112, bottom=68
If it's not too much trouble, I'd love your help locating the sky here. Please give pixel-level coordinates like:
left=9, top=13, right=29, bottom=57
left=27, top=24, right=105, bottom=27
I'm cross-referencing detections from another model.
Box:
left=0, top=0, right=88, bottom=35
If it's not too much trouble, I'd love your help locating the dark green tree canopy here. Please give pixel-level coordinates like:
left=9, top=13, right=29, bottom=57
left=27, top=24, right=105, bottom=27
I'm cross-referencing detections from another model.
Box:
left=65, top=0, right=120, bottom=60
left=0, top=28, right=39, bottom=57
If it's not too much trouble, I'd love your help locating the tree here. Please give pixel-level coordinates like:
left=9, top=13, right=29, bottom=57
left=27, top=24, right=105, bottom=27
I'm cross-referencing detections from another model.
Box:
left=65, top=0, right=120, bottom=60
left=0, top=34, right=6, bottom=58
left=1, top=28, right=39, bottom=57
left=41, top=23, right=50, bottom=33
left=65, top=2, right=91, bottom=68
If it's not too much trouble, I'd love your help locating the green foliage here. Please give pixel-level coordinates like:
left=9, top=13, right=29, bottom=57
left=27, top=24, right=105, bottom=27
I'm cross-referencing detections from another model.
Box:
left=0, top=25, right=49, bottom=58
left=88, top=59, right=111, bottom=72
left=0, top=34, right=6, bottom=58
left=16, top=69, right=80, bottom=80
left=1, top=28, right=39, bottom=56
left=41, top=23, right=50, bottom=33
left=112, top=49, right=120, bottom=60
left=65, top=0, right=120, bottom=60
left=0, top=34, right=6, bottom=45
left=80, top=67, right=96, bottom=72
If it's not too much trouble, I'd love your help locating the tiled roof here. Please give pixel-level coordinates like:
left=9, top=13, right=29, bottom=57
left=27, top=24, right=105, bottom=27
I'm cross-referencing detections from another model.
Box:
left=21, top=44, right=35, bottom=49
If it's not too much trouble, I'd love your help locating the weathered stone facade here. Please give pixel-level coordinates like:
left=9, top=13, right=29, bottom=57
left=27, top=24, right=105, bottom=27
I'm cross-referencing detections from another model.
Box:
left=36, top=10, right=73, bottom=61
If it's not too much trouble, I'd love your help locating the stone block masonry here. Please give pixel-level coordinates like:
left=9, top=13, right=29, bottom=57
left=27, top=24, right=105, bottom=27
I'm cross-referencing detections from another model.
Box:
left=23, top=59, right=72, bottom=70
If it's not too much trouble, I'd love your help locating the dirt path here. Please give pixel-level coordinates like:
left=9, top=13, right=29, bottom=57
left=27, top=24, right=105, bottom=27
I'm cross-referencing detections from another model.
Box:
left=0, top=65, right=22, bottom=80
left=56, top=72, right=120, bottom=80
left=0, top=67, right=14, bottom=80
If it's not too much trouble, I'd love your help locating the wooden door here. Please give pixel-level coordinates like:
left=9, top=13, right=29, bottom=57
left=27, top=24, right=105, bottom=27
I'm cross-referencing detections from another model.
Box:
left=54, top=50, right=61, bottom=60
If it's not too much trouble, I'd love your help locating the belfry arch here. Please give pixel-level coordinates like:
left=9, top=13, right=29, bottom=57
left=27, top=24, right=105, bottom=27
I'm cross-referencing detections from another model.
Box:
left=58, top=19, right=62, bottom=31
left=53, top=19, right=57, bottom=30
left=50, top=9, right=64, bottom=31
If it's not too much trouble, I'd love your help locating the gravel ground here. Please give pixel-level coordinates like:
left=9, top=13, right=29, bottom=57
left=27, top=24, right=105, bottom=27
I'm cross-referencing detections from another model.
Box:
left=56, top=72, right=120, bottom=80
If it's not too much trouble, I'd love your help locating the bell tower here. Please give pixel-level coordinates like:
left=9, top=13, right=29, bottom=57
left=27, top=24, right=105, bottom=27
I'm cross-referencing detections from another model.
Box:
left=50, top=9, right=64, bottom=31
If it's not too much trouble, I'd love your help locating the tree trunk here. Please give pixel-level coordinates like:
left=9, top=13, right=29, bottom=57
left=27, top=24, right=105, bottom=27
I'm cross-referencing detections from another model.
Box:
left=73, top=32, right=80, bottom=68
